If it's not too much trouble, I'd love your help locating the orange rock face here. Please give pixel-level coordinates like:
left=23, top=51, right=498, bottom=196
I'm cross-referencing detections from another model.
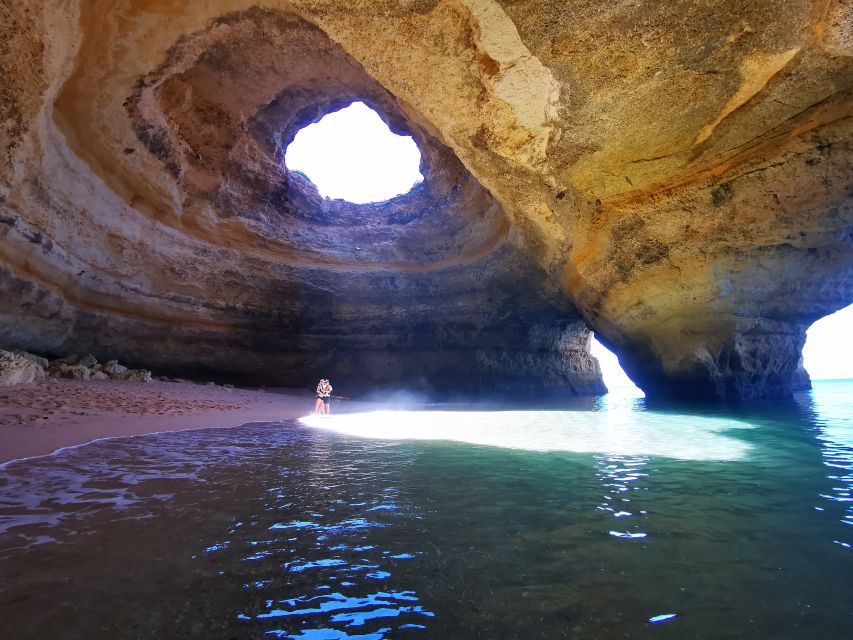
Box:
left=1, top=0, right=850, bottom=400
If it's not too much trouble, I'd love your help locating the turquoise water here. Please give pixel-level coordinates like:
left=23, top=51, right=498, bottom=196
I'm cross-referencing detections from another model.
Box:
left=0, top=381, right=851, bottom=639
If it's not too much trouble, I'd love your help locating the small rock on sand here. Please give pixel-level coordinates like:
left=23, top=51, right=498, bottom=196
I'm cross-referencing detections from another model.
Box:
left=103, top=360, right=128, bottom=376
left=112, top=369, right=152, bottom=383
left=53, top=364, right=94, bottom=380
left=12, top=350, right=49, bottom=370
left=0, top=350, right=46, bottom=386
left=79, top=354, right=98, bottom=367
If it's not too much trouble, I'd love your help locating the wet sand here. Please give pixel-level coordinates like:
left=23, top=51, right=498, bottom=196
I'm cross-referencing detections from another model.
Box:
left=0, top=379, right=366, bottom=463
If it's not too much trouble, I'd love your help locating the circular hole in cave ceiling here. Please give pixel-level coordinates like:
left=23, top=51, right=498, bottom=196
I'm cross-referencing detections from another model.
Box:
left=284, top=101, right=424, bottom=204
left=123, top=6, right=507, bottom=264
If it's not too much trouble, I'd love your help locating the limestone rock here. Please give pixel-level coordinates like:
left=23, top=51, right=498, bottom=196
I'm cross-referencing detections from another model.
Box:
left=102, top=361, right=128, bottom=376
left=45, top=355, right=150, bottom=383
left=78, top=354, right=98, bottom=368
left=54, top=364, right=94, bottom=381
left=476, top=324, right=606, bottom=397
left=0, top=350, right=45, bottom=386
left=1, top=1, right=850, bottom=401
left=12, top=350, right=49, bottom=371
left=617, top=320, right=815, bottom=402
left=792, top=358, right=813, bottom=392
left=112, top=369, right=152, bottom=383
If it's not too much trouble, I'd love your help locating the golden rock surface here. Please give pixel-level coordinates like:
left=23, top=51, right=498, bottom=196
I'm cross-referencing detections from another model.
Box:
left=1, top=0, right=851, bottom=399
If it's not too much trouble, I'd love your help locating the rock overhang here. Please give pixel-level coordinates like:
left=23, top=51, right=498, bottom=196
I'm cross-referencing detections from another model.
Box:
left=120, top=8, right=509, bottom=270
left=1, top=0, right=851, bottom=400
left=0, top=3, right=603, bottom=396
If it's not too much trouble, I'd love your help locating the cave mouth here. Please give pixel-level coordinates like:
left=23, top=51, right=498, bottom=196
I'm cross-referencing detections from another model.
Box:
left=590, top=334, right=644, bottom=397
left=803, top=303, right=853, bottom=381
left=284, top=101, right=424, bottom=204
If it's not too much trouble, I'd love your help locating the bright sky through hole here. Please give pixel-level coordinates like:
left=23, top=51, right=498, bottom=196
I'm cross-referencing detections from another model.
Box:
left=590, top=335, right=644, bottom=396
left=284, top=101, right=424, bottom=204
left=591, top=302, right=853, bottom=391
left=803, top=303, right=853, bottom=380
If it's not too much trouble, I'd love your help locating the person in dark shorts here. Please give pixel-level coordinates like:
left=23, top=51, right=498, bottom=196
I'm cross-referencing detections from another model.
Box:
left=314, top=378, right=333, bottom=415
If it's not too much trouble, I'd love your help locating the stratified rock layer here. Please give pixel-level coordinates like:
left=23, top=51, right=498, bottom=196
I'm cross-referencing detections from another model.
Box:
left=1, top=0, right=852, bottom=400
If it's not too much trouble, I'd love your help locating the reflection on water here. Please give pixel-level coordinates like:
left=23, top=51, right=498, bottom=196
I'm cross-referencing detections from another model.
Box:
left=224, top=482, right=434, bottom=635
left=594, top=454, right=650, bottom=539
left=810, top=381, right=853, bottom=550
left=0, top=382, right=852, bottom=639
left=0, top=428, right=437, bottom=638
left=0, top=432, right=229, bottom=549
left=300, top=409, right=753, bottom=461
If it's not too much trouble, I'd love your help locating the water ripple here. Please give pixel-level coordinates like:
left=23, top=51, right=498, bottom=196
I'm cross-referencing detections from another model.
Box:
left=1, top=385, right=852, bottom=639
left=810, top=381, right=853, bottom=551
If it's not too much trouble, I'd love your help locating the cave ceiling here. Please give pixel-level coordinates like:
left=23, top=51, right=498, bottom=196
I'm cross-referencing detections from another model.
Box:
left=0, top=0, right=851, bottom=400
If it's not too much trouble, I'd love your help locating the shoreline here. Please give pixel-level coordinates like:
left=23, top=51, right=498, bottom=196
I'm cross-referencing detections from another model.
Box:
left=0, top=379, right=372, bottom=464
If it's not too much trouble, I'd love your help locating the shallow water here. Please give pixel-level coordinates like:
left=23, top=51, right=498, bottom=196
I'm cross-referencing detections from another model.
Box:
left=1, top=381, right=851, bottom=639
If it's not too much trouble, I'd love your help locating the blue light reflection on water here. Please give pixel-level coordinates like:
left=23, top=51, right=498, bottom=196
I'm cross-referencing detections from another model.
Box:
left=184, top=445, right=435, bottom=639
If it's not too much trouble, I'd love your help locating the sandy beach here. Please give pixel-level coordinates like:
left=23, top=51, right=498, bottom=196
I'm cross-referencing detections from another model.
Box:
left=0, top=379, right=367, bottom=464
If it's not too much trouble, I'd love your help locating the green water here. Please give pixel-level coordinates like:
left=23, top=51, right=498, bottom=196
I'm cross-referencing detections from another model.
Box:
left=0, top=381, right=851, bottom=639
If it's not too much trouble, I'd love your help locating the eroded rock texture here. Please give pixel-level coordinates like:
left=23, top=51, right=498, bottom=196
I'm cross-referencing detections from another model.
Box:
left=1, top=0, right=851, bottom=400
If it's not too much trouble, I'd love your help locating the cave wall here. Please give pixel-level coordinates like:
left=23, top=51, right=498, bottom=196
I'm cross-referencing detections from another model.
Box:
left=0, top=2, right=603, bottom=396
left=1, top=0, right=851, bottom=400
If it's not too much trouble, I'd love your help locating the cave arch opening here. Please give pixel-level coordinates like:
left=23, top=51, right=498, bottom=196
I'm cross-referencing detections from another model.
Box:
left=803, top=303, right=853, bottom=382
left=590, top=334, right=644, bottom=397
left=284, top=101, right=424, bottom=204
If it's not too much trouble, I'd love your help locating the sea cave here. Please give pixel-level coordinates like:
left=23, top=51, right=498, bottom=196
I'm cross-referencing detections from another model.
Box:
left=0, top=1, right=852, bottom=638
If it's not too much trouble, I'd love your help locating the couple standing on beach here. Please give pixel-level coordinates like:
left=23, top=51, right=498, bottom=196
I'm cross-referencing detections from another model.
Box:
left=314, top=378, right=333, bottom=415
